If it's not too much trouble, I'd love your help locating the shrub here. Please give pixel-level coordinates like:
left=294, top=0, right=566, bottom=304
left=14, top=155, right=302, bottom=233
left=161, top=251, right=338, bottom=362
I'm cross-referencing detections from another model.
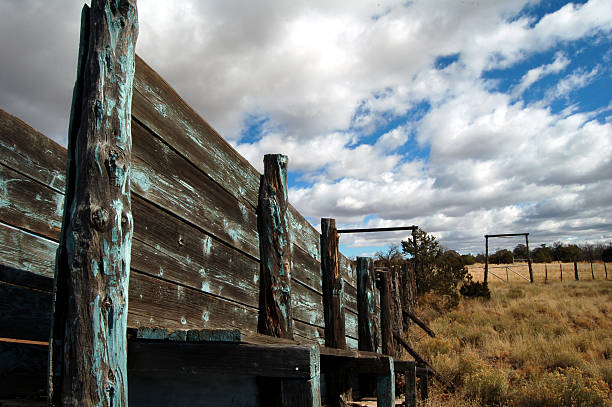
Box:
left=460, top=274, right=491, bottom=299
left=464, top=368, right=509, bottom=406
left=511, top=367, right=610, bottom=407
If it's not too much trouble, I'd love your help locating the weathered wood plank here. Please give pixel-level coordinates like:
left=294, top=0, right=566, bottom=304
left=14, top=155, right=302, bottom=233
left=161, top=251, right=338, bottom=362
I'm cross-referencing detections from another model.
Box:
left=50, top=3, right=138, bottom=405
left=257, top=154, right=293, bottom=338
left=343, top=280, right=358, bottom=315
left=128, top=341, right=319, bottom=379
left=131, top=196, right=260, bottom=308
left=321, top=218, right=345, bottom=349
left=133, top=327, right=241, bottom=342
left=345, top=310, right=358, bottom=340
left=338, top=254, right=356, bottom=290
left=292, top=283, right=324, bottom=328
left=376, top=358, right=395, bottom=407
left=0, top=283, right=51, bottom=342
left=380, top=270, right=394, bottom=357
left=131, top=122, right=259, bottom=258
left=292, top=244, right=322, bottom=294
left=127, top=271, right=258, bottom=333
left=0, top=109, right=67, bottom=193
left=0, top=342, right=47, bottom=398
left=132, top=56, right=260, bottom=207
left=287, top=206, right=321, bottom=261
left=0, top=223, right=57, bottom=280
left=357, top=257, right=379, bottom=353
left=281, top=377, right=321, bottom=407
left=0, top=265, right=53, bottom=292
left=294, top=320, right=325, bottom=345
left=0, top=164, right=63, bottom=241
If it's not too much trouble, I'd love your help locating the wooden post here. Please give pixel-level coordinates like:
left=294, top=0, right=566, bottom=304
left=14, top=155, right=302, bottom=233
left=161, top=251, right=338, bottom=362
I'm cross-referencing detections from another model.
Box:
left=525, top=234, right=534, bottom=283
left=419, top=369, right=429, bottom=400
left=321, top=218, right=349, bottom=406
left=321, top=218, right=345, bottom=349
left=605, top=263, right=608, bottom=280
left=49, top=1, right=138, bottom=406
left=560, top=263, right=563, bottom=281
left=574, top=261, right=579, bottom=281
left=376, top=357, right=395, bottom=407
left=590, top=261, right=595, bottom=280
left=484, top=236, right=489, bottom=283
left=506, top=266, right=509, bottom=282
left=257, top=154, right=293, bottom=339
left=545, top=264, right=548, bottom=283
left=404, top=361, right=416, bottom=407
left=390, top=266, right=403, bottom=357
left=379, top=270, right=394, bottom=357
left=357, top=257, right=378, bottom=352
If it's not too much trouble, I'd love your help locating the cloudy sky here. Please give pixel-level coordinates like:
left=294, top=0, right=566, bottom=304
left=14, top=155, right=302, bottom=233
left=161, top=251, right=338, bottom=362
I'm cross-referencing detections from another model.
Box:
left=1, top=1, right=611, bottom=257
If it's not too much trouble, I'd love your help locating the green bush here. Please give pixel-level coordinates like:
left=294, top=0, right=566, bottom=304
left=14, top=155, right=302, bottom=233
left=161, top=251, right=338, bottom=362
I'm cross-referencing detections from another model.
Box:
left=460, top=274, right=491, bottom=299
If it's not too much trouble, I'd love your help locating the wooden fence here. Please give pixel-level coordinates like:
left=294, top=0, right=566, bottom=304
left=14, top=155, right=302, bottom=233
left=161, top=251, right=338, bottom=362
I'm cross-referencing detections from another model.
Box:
left=0, top=2, right=425, bottom=405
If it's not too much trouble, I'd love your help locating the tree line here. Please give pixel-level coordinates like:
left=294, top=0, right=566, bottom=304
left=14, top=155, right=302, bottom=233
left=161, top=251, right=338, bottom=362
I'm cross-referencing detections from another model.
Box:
left=466, top=241, right=612, bottom=264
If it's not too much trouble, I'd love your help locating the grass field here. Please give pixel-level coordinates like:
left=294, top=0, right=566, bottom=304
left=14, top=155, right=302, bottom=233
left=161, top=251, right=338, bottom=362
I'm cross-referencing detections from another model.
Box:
left=407, top=272, right=612, bottom=406
left=467, top=261, right=610, bottom=284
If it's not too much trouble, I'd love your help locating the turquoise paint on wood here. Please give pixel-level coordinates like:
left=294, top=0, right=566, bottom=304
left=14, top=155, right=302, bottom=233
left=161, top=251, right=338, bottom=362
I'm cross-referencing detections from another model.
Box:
left=50, top=1, right=138, bottom=406
left=376, top=357, right=395, bottom=407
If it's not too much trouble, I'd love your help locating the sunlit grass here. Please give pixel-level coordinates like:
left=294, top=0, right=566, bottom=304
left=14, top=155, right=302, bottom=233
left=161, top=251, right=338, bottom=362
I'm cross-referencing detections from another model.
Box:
left=410, top=278, right=612, bottom=406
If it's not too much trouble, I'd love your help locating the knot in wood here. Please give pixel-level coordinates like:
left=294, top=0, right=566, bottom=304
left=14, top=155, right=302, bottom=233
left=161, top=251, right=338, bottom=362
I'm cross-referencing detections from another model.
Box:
left=91, top=207, right=109, bottom=231
left=178, top=236, right=184, bottom=247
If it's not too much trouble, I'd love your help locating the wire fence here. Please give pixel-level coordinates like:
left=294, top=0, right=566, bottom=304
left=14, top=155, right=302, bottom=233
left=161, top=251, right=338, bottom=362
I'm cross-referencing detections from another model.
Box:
left=467, top=261, right=609, bottom=283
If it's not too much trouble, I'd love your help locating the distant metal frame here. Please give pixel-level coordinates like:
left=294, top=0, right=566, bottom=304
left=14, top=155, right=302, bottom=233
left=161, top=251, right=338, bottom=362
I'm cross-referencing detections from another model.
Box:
left=484, top=233, right=533, bottom=283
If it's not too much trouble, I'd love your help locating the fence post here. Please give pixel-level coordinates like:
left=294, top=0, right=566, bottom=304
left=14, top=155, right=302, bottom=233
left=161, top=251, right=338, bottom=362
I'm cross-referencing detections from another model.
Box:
left=357, top=257, right=378, bottom=352
left=49, top=1, right=138, bottom=405
left=380, top=270, right=394, bottom=357
left=560, top=263, right=563, bottom=281
left=545, top=264, right=548, bottom=283
left=574, top=262, right=579, bottom=281
left=321, top=218, right=350, bottom=406
left=525, top=234, right=534, bottom=283
left=506, top=266, right=509, bottom=282
left=484, top=236, right=489, bottom=283
left=605, top=263, right=608, bottom=280
left=257, top=154, right=294, bottom=339
left=590, top=261, right=595, bottom=280
left=405, top=361, right=417, bottom=407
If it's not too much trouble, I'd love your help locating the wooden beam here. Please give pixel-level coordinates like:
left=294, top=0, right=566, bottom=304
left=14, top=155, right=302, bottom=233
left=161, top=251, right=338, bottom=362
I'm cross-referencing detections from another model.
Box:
left=357, top=257, right=379, bottom=353
left=405, top=310, right=435, bottom=338
left=337, top=226, right=417, bottom=234
left=484, top=236, right=489, bottom=284
left=390, top=265, right=403, bottom=357
left=574, top=261, right=579, bottom=281
left=49, top=1, right=138, bottom=405
left=485, top=233, right=529, bottom=238
left=321, top=218, right=345, bottom=349
left=257, top=154, right=294, bottom=339
left=128, top=341, right=320, bottom=379
left=379, top=270, right=394, bottom=357
left=525, top=234, right=534, bottom=283
left=404, top=361, right=417, bottom=407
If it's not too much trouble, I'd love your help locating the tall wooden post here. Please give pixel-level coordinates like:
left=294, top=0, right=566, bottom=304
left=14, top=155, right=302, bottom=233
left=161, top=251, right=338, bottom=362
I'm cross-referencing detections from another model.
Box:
left=590, top=261, right=595, bottom=280
left=321, top=218, right=345, bottom=349
left=257, top=154, right=293, bottom=339
left=605, top=263, right=608, bottom=280
left=390, top=266, right=403, bottom=357
left=50, top=1, right=138, bottom=406
left=484, top=236, right=489, bottom=283
left=545, top=264, right=548, bottom=283
left=357, top=257, right=378, bottom=352
left=379, top=270, right=394, bottom=357
left=560, top=263, right=563, bottom=281
left=376, top=358, right=395, bottom=407
left=525, top=234, right=534, bottom=283
left=574, top=262, right=579, bottom=281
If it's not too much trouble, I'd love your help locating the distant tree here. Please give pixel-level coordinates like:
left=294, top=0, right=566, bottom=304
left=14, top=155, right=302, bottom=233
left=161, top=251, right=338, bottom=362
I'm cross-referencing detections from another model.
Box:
left=461, top=254, right=477, bottom=265
left=475, top=253, right=485, bottom=263
left=401, top=229, right=467, bottom=306
left=557, top=244, right=582, bottom=262
left=531, top=244, right=553, bottom=263
left=489, top=249, right=513, bottom=264
left=374, top=244, right=403, bottom=267
left=513, top=244, right=528, bottom=260
left=602, top=245, right=612, bottom=262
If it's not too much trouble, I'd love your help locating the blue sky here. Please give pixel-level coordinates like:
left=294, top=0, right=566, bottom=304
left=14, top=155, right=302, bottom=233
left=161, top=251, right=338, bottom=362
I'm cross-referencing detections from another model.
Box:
left=1, top=0, right=611, bottom=257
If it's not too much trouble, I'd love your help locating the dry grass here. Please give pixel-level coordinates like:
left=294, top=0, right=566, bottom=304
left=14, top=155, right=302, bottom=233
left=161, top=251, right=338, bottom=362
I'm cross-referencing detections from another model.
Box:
left=408, top=277, right=612, bottom=406
left=468, top=261, right=610, bottom=284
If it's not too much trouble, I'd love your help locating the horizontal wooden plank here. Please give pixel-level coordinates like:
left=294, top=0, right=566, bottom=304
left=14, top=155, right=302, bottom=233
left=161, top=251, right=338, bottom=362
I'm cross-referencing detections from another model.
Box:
left=287, top=206, right=321, bottom=262
left=127, top=271, right=258, bottom=334
left=0, top=223, right=56, bottom=280
left=294, top=320, right=325, bottom=345
left=0, top=342, right=47, bottom=398
left=346, top=336, right=358, bottom=350
left=339, top=254, right=356, bottom=289
left=133, top=56, right=260, bottom=208
left=292, top=244, right=322, bottom=294
left=0, top=109, right=66, bottom=193
left=131, top=122, right=259, bottom=258
left=345, top=310, right=358, bottom=340
left=131, top=197, right=260, bottom=308
left=343, top=280, right=358, bottom=314
left=133, top=327, right=241, bottom=343
left=0, top=283, right=51, bottom=342
left=0, top=164, right=63, bottom=241
left=292, top=283, right=324, bottom=328
left=128, top=341, right=319, bottom=379
left=0, top=265, right=53, bottom=292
